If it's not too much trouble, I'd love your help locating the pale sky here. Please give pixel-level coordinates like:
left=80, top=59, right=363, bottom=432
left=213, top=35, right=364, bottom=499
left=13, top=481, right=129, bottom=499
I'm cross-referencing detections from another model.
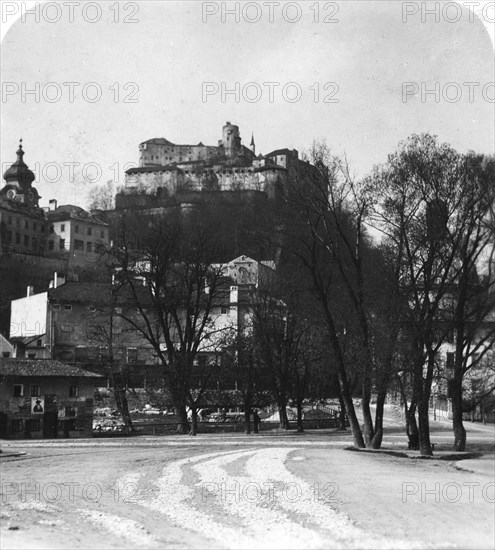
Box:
left=1, top=0, right=494, bottom=208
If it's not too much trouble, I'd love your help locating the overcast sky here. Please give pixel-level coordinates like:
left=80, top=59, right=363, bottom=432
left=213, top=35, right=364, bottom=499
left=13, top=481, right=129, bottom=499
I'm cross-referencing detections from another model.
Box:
left=1, top=0, right=494, bottom=208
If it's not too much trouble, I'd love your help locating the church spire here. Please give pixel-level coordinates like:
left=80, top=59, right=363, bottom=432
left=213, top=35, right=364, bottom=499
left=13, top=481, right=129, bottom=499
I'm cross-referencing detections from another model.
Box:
left=250, top=133, right=255, bottom=155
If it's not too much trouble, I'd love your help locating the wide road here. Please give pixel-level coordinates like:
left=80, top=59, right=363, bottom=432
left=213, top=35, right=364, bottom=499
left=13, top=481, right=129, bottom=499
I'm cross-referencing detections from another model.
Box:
left=1, top=428, right=494, bottom=549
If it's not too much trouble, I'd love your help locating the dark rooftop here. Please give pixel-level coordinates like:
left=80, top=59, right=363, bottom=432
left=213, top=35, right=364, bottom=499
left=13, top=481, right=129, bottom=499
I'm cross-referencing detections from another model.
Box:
left=49, top=282, right=112, bottom=304
left=0, top=358, right=102, bottom=378
left=47, top=205, right=108, bottom=226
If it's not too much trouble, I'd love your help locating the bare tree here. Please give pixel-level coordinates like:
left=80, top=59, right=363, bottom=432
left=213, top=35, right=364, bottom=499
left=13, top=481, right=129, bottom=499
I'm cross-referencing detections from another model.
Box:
left=87, top=180, right=115, bottom=211
left=111, top=213, right=227, bottom=434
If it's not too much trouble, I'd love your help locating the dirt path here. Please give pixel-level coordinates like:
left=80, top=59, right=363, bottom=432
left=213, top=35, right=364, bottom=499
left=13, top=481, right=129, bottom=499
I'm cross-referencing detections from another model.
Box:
left=1, top=435, right=494, bottom=549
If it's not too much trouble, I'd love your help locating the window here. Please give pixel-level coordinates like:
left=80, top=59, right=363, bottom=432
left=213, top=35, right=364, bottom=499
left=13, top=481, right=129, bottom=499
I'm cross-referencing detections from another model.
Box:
left=64, top=304, right=72, bottom=311
left=32, top=238, right=37, bottom=250
left=61, top=224, right=65, bottom=232
left=28, top=353, right=36, bottom=359
left=24, top=220, right=28, bottom=229
left=221, top=307, right=228, bottom=315
left=69, top=385, right=78, bottom=397
left=36, top=339, right=43, bottom=347
left=197, top=355, right=207, bottom=367
left=86, top=242, right=92, bottom=252
left=2, top=352, right=11, bottom=358
left=6, top=231, right=12, bottom=242
left=48, top=240, right=54, bottom=250
left=74, top=239, right=84, bottom=251
left=87, top=227, right=92, bottom=236
left=15, top=233, right=20, bottom=244
left=52, top=304, right=60, bottom=310
left=75, top=224, right=79, bottom=233
left=30, top=384, right=41, bottom=397
left=12, top=419, right=23, bottom=433
left=50, top=225, right=54, bottom=233
left=13, top=384, right=24, bottom=397
left=127, top=348, right=138, bottom=363
left=59, top=239, right=65, bottom=250
left=24, top=235, right=29, bottom=247
left=27, top=419, right=41, bottom=431
left=100, top=230, right=104, bottom=238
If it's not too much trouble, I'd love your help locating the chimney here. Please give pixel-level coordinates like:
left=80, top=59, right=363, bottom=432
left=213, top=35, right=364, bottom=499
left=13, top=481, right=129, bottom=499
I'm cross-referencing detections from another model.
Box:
left=49, top=199, right=57, bottom=211
left=26, top=285, right=34, bottom=297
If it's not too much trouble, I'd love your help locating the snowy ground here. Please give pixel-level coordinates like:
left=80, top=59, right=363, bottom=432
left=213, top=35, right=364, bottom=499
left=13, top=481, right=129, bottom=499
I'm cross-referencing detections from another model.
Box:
left=0, top=423, right=494, bottom=549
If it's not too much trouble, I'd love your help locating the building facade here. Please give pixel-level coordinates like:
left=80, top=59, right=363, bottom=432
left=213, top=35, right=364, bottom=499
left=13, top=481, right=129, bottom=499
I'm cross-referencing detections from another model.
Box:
left=0, top=359, right=101, bottom=439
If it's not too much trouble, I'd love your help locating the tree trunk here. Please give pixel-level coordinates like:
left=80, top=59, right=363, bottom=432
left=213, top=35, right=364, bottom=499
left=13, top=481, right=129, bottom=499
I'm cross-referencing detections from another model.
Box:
left=337, top=386, right=347, bottom=430
left=417, top=398, right=433, bottom=456
left=189, top=407, right=198, bottom=436
left=406, top=402, right=419, bottom=450
left=244, top=407, right=251, bottom=435
left=361, top=390, right=374, bottom=447
left=113, top=385, right=133, bottom=432
left=175, top=405, right=190, bottom=434
left=361, top=362, right=375, bottom=446
left=296, top=400, right=304, bottom=432
left=338, top=369, right=365, bottom=447
left=451, top=377, right=466, bottom=451
left=370, top=391, right=386, bottom=449
left=278, top=402, right=290, bottom=430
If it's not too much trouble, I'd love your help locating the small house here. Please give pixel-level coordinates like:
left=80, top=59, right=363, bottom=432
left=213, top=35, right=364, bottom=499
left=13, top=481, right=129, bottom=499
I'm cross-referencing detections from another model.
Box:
left=0, top=358, right=102, bottom=439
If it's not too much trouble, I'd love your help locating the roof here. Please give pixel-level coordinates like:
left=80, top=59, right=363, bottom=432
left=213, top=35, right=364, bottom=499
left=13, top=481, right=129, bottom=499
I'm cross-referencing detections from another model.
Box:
left=0, top=198, right=48, bottom=221
left=126, top=165, right=181, bottom=175
left=10, top=335, right=44, bottom=345
left=265, top=148, right=295, bottom=158
left=141, top=138, right=175, bottom=146
left=49, top=282, right=112, bottom=304
left=0, top=358, right=102, bottom=378
left=47, top=205, right=108, bottom=226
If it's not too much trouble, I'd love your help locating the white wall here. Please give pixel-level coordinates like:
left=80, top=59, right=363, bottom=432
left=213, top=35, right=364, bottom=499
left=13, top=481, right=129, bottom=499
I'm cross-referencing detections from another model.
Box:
left=10, top=292, right=48, bottom=338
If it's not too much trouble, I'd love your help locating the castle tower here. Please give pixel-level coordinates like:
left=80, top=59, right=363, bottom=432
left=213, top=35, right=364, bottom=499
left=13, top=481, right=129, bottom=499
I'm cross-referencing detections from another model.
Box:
left=222, top=121, right=241, bottom=158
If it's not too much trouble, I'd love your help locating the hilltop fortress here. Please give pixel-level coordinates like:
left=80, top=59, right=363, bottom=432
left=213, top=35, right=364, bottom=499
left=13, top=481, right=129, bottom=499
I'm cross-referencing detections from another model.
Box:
left=116, top=122, right=311, bottom=212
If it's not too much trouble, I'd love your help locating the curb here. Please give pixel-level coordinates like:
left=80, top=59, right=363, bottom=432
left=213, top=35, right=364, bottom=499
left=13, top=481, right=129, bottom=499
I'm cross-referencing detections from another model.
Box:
left=344, top=446, right=481, bottom=461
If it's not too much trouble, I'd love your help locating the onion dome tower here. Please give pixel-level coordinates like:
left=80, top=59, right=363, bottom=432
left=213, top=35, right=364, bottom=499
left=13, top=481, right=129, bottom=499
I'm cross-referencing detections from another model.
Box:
left=1, top=139, right=40, bottom=206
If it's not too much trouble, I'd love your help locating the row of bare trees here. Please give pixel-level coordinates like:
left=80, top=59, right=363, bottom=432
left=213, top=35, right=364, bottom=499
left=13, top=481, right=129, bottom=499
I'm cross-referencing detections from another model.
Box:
left=286, top=134, right=494, bottom=454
